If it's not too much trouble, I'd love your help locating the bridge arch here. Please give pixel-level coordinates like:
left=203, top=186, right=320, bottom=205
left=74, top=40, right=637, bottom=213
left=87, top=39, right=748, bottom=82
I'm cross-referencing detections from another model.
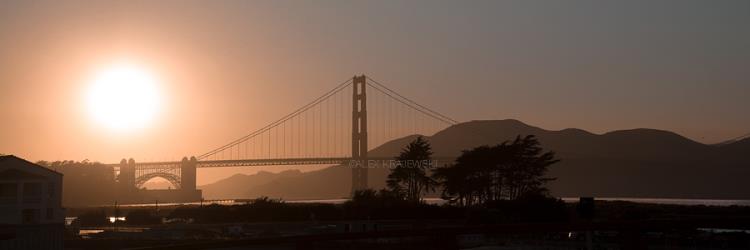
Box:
left=135, top=172, right=182, bottom=190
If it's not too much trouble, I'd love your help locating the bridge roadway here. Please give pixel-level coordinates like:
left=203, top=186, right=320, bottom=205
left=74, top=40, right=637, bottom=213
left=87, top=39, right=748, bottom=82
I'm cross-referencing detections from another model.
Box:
left=107, top=156, right=456, bottom=169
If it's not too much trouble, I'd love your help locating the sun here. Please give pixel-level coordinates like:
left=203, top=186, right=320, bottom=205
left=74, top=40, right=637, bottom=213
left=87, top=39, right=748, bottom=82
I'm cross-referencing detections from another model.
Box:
left=86, top=63, right=162, bottom=132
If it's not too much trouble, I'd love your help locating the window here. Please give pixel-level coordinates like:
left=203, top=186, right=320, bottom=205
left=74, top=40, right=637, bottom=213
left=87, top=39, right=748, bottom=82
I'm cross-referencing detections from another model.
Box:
left=22, top=209, right=39, bottom=224
left=23, top=182, right=42, bottom=197
left=48, top=182, right=55, bottom=198
left=0, top=183, right=17, bottom=197
left=46, top=208, right=54, bottom=220
left=0, top=183, right=17, bottom=204
left=23, top=182, right=42, bottom=204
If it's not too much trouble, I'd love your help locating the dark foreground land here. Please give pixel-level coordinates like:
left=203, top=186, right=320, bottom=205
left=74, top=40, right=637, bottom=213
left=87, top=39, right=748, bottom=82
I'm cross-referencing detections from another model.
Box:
left=64, top=197, right=750, bottom=250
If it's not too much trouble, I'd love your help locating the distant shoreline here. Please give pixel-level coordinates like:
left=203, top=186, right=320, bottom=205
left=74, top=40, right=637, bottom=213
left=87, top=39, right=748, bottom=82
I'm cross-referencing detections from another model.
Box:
left=559, top=197, right=750, bottom=206
left=283, top=197, right=750, bottom=207
left=66, top=196, right=750, bottom=208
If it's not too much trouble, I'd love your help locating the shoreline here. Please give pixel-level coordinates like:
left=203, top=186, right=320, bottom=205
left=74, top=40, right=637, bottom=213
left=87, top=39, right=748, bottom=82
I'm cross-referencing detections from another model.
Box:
left=64, top=196, right=750, bottom=209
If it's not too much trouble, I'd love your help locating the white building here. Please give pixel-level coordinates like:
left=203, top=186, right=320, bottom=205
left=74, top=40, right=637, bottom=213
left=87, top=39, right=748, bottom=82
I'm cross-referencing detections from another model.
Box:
left=0, top=155, right=64, bottom=250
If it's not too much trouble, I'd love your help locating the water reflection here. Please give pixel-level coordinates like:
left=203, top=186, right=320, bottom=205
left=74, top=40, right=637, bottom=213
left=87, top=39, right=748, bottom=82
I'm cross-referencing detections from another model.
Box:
left=108, top=216, right=126, bottom=223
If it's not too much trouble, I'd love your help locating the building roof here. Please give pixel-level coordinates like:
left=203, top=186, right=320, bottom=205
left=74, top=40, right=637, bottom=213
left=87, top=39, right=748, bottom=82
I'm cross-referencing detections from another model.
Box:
left=0, top=155, right=63, bottom=176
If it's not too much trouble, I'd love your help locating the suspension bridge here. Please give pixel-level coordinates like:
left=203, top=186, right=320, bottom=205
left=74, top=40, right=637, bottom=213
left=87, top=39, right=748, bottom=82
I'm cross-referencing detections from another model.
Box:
left=112, top=75, right=459, bottom=201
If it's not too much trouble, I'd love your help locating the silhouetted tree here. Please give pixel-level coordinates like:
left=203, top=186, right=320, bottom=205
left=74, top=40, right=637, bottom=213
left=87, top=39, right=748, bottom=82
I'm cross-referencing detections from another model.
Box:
left=349, top=189, right=406, bottom=207
left=387, top=136, right=437, bottom=203
left=505, top=135, right=559, bottom=199
left=434, top=135, right=559, bottom=206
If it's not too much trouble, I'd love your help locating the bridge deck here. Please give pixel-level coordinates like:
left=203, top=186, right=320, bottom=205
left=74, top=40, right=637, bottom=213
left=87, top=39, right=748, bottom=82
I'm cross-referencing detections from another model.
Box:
left=107, top=157, right=455, bottom=169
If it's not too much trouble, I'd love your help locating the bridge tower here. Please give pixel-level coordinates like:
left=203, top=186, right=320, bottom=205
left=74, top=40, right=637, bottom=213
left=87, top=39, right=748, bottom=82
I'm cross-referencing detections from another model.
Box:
left=351, top=75, right=368, bottom=193
left=180, top=156, right=197, bottom=191
left=118, top=158, right=136, bottom=191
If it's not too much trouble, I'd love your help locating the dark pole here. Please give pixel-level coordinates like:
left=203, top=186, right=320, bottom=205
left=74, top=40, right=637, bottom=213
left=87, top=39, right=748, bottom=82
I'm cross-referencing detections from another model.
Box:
left=114, top=201, right=119, bottom=233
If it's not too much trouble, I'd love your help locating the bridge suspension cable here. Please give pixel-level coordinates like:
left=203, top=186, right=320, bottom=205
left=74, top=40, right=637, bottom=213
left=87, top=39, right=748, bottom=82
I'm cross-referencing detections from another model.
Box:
left=365, top=76, right=458, bottom=125
left=196, top=75, right=459, bottom=163
left=197, top=78, right=353, bottom=160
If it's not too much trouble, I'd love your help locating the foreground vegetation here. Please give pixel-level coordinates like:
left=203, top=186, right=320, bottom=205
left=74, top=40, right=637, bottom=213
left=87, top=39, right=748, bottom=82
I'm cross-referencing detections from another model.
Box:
left=70, top=195, right=750, bottom=228
left=386, top=135, right=560, bottom=206
left=71, top=193, right=566, bottom=227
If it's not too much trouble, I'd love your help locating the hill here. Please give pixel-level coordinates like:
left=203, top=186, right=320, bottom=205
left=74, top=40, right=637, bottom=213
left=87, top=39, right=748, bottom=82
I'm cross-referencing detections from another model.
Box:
left=199, top=120, right=750, bottom=200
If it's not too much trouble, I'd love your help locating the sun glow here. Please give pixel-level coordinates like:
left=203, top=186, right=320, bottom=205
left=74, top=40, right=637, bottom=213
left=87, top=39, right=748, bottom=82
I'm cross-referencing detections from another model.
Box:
left=86, top=63, right=162, bottom=132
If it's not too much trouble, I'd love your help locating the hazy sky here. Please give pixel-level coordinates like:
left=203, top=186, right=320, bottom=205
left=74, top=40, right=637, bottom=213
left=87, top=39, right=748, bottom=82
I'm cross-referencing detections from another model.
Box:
left=1, top=1, right=749, bottom=183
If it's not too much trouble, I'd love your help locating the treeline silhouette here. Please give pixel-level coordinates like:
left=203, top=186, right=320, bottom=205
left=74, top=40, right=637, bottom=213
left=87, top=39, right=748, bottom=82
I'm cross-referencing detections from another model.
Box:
left=37, top=160, right=117, bottom=206
left=74, top=194, right=564, bottom=227
left=434, top=135, right=559, bottom=205
left=385, top=135, right=560, bottom=206
left=73, top=193, right=750, bottom=227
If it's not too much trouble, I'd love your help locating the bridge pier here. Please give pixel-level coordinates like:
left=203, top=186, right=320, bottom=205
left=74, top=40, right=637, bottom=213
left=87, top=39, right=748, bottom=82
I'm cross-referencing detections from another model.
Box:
left=118, top=158, right=136, bottom=191
left=181, top=156, right=197, bottom=191
left=176, top=156, right=201, bottom=203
